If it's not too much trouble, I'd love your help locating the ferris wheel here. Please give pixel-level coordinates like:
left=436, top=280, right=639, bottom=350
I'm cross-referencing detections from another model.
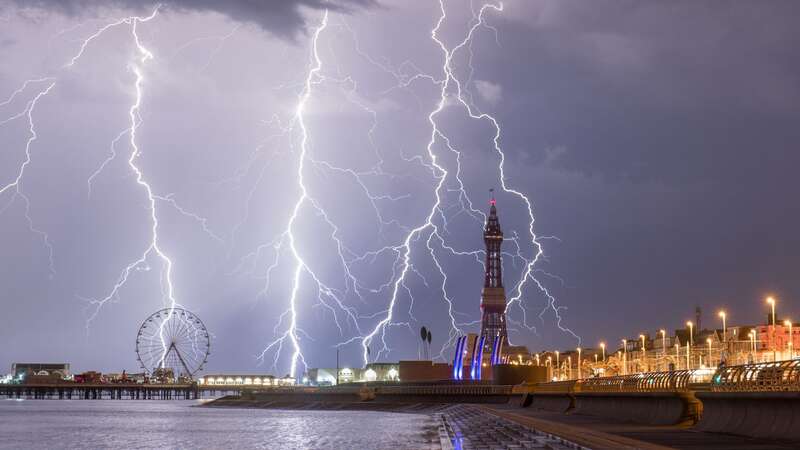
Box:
left=135, top=307, right=210, bottom=380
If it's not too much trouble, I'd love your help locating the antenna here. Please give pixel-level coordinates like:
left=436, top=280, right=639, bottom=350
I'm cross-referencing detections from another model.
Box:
left=695, top=306, right=702, bottom=331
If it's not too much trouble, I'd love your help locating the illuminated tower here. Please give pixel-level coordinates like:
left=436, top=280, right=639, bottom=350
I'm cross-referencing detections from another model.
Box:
left=480, top=193, right=509, bottom=347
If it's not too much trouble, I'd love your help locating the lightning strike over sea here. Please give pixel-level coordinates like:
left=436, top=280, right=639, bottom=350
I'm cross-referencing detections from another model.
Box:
left=243, top=1, right=580, bottom=380
left=4, top=1, right=798, bottom=447
left=0, top=0, right=624, bottom=384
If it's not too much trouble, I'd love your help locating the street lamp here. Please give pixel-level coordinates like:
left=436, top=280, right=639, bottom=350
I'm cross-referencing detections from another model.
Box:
left=555, top=351, right=560, bottom=379
left=706, top=337, right=712, bottom=366
left=621, top=339, right=627, bottom=375
left=577, top=347, right=582, bottom=379
left=785, top=320, right=793, bottom=359
left=535, top=354, right=540, bottom=366
left=767, top=297, right=777, bottom=361
left=686, top=341, right=691, bottom=369
left=686, top=321, right=694, bottom=347
left=567, top=356, right=572, bottom=379
left=674, top=343, right=680, bottom=369
left=718, top=311, right=727, bottom=347
left=749, top=329, right=756, bottom=355
left=600, top=342, right=606, bottom=362
left=639, top=334, right=647, bottom=372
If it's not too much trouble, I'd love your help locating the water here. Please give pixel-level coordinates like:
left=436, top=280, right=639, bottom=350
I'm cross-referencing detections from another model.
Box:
left=0, top=400, right=441, bottom=449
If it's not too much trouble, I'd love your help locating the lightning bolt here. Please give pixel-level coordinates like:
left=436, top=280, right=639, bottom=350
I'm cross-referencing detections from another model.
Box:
left=360, top=0, right=582, bottom=363
left=0, top=79, right=58, bottom=278
left=73, top=7, right=217, bottom=374
left=256, top=11, right=330, bottom=378
left=77, top=8, right=176, bottom=329
left=256, top=2, right=580, bottom=377
left=2, top=0, right=581, bottom=379
left=0, top=6, right=208, bottom=369
left=43, top=8, right=218, bottom=352
left=442, top=1, right=580, bottom=344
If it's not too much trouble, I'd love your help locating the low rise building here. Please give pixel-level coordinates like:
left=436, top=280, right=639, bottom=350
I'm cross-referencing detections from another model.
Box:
left=197, top=374, right=294, bottom=386
left=12, top=363, right=70, bottom=384
left=398, top=360, right=450, bottom=382
left=12, top=363, right=70, bottom=379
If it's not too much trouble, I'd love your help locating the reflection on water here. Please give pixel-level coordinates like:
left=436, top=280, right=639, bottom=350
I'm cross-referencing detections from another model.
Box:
left=0, top=400, right=439, bottom=449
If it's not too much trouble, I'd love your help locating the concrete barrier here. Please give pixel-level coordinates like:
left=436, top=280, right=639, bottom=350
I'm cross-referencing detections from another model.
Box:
left=696, top=392, right=800, bottom=441
left=572, top=392, right=692, bottom=425
left=524, top=392, right=573, bottom=412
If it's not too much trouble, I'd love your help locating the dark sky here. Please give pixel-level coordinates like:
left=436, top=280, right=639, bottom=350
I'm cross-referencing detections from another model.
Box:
left=1, top=0, right=799, bottom=376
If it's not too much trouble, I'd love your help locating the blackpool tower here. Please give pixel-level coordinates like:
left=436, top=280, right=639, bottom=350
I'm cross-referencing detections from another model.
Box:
left=480, top=192, right=509, bottom=348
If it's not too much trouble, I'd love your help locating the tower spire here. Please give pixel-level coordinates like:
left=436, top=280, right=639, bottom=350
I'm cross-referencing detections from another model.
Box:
left=480, top=192, right=508, bottom=348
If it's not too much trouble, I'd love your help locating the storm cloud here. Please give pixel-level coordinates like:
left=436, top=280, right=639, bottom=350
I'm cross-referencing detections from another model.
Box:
left=5, top=0, right=377, bottom=38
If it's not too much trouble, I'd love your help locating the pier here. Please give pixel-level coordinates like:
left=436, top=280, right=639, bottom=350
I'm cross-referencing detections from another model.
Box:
left=0, top=383, right=241, bottom=400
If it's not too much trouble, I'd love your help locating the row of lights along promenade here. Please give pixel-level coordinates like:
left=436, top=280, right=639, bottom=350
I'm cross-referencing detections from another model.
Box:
left=534, top=295, right=796, bottom=381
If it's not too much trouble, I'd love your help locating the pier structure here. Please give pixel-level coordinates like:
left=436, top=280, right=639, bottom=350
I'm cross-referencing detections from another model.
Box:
left=0, top=383, right=243, bottom=400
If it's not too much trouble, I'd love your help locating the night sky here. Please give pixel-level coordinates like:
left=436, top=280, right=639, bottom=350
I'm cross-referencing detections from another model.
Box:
left=1, top=0, right=799, bottom=376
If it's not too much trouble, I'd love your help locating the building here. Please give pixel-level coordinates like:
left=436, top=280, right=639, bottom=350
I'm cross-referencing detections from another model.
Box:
left=197, top=374, right=293, bottom=386
left=12, top=363, right=70, bottom=378
left=12, top=363, right=70, bottom=383
left=305, top=363, right=401, bottom=385
left=363, top=362, right=399, bottom=382
left=305, top=367, right=363, bottom=385
left=306, top=368, right=339, bottom=385
left=399, top=360, right=450, bottom=382
left=75, top=371, right=102, bottom=384
left=757, top=319, right=800, bottom=360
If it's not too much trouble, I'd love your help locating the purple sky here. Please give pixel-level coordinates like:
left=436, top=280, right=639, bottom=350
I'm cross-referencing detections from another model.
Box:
left=1, top=0, right=799, bottom=376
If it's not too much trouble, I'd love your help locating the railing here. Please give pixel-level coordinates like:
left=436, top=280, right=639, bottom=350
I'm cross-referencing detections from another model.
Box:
left=377, top=384, right=512, bottom=396
left=534, top=369, right=716, bottom=394
left=534, top=359, right=800, bottom=394
left=711, top=359, right=800, bottom=392
left=578, top=369, right=706, bottom=393
left=532, top=380, right=575, bottom=394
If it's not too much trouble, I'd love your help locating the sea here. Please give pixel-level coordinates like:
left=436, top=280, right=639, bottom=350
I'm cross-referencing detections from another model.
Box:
left=0, top=399, right=442, bottom=449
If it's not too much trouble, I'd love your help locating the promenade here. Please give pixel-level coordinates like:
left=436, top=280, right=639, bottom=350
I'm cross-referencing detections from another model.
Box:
left=484, top=404, right=796, bottom=450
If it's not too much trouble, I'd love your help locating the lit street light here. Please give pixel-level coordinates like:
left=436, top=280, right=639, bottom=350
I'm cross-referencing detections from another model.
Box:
left=555, top=351, right=560, bottom=379
left=767, top=297, right=777, bottom=361
left=567, top=356, right=572, bottom=379
left=707, top=337, right=712, bottom=366
left=686, top=321, right=694, bottom=347
left=785, top=320, right=793, bottom=359
left=600, top=342, right=606, bottom=362
left=718, top=310, right=727, bottom=348
left=621, top=339, right=627, bottom=375
left=674, top=343, right=680, bottom=369
left=686, top=341, right=691, bottom=369
left=577, top=347, right=582, bottom=379
left=639, top=334, right=646, bottom=371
